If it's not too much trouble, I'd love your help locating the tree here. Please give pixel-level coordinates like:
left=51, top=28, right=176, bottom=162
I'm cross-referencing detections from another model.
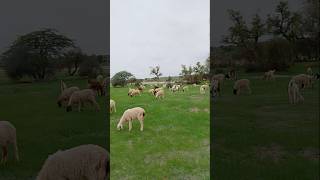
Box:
left=267, top=1, right=304, bottom=42
left=111, top=71, right=133, bottom=87
left=78, top=55, right=103, bottom=78
left=61, top=48, right=84, bottom=76
left=150, top=66, right=162, bottom=80
left=251, top=14, right=266, bottom=47
left=1, top=29, right=74, bottom=80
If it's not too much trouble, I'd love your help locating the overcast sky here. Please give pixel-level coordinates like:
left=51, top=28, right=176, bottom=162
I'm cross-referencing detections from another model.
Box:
left=0, top=0, right=109, bottom=55
left=111, top=0, right=210, bottom=79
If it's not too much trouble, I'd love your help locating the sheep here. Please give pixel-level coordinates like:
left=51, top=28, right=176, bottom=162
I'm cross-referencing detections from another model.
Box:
left=155, top=89, right=165, bottom=99
left=148, top=89, right=155, bottom=95
left=171, top=85, right=181, bottom=92
left=88, top=79, right=105, bottom=96
left=263, top=69, right=276, bottom=80
left=110, top=99, right=116, bottom=113
left=36, top=144, right=109, bottom=180
left=153, top=87, right=163, bottom=95
left=200, top=84, right=209, bottom=94
left=129, top=89, right=141, bottom=97
left=193, top=83, right=198, bottom=87
left=212, top=74, right=225, bottom=85
left=128, top=88, right=135, bottom=96
left=307, top=67, right=313, bottom=76
left=292, top=74, right=314, bottom=89
left=57, top=86, right=80, bottom=108
left=96, top=74, right=104, bottom=85
left=182, top=86, right=189, bottom=92
left=0, top=121, right=19, bottom=163
left=211, top=80, right=220, bottom=97
left=225, top=69, right=237, bottom=80
left=117, top=107, right=146, bottom=131
left=233, top=79, right=251, bottom=95
left=288, top=79, right=304, bottom=104
left=66, top=89, right=100, bottom=112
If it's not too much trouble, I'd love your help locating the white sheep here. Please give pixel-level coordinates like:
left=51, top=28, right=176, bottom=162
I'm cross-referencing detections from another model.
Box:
left=128, top=89, right=141, bottom=97
left=57, top=86, right=80, bottom=108
left=0, top=121, right=19, bottom=163
left=128, top=88, right=135, bottom=96
left=148, top=89, right=155, bottom=95
left=263, top=69, right=276, bottom=80
left=182, top=86, right=189, bottom=92
left=292, top=74, right=314, bottom=89
left=36, top=144, right=109, bottom=180
left=155, top=89, right=165, bottom=99
left=66, top=89, right=100, bottom=112
left=288, top=79, right=304, bottom=104
left=200, top=84, right=209, bottom=94
left=110, top=99, right=116, bottom=113
left=117, top=107, right=146, bottom=131
left=233, top=79, right=251, bottom=95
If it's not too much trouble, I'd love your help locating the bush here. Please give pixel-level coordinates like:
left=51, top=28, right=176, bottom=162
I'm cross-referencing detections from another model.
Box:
left=78, top=58, right=103, bottom=78
left=111, top=71, right=133, bottom=87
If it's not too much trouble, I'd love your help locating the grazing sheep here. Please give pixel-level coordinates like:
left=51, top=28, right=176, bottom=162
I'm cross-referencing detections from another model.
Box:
left=193, top=83, right=198, bottom=87
left=233, top=79, right=251, bottom=95
left=129, top=89, right=141, bottom=97
left=96, top=74, right=104, bottom=84
left=292, top=74, right=314, bottom=89
left=171, top=85, right=181, bottom=92
left=263, top=69, right=276, bottom=80
left=57, top=86, right=80, bottom=108
left=66, top=89, right=100, bottom=112
left=0, top=121, right=19, bottom=163
left=307, top=67, right=313, bottom=76
left=117, top=107, right=146, bottom=131
left=110, top=99, right=116, bottom=113
left=36, top=144, right=109, bottom=180
left=211, top=80, right=220, bottom=97
left=88, top=79, right=105, bottom=96
left=153, top=87, right=163, bottom=95
left=288, top=79, right=304, bottom=104
left=148, top=89, right=155, bottom=95
left=182, top=86, right=189, bottom=92
left=128, top=88, right=135, bottom=96
left=155, top=90, right=165, bottom=99
left=212, top=74, right=225, bottom=84
left=200, top=84, right=209, bottom=94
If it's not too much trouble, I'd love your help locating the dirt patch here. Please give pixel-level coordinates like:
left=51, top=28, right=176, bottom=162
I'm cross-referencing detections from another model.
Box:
left=189, top=107, right=200, bottom=113
left=300, top=148, right=319, bottom=161
left=190, top=95, right=203, bottom=101
left=255, top=144, right=286, bottom=163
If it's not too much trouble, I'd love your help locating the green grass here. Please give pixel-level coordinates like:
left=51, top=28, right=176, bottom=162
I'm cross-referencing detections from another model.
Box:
left=0, top=78, right=107, bottom=179
left=110, top=86, right=210, bottom=179
left=212, top=73, right=319, bottom=179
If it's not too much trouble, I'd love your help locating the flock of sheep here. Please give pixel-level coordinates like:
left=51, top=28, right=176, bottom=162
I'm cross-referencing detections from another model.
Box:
left=0, top=75, right=110, bottom=180
left=211, top=67, right=319, bottom=105
left=110, top=81, right=210, bottom=132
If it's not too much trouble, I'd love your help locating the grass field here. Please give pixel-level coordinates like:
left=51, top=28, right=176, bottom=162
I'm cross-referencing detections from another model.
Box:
left=212, top=65, right=319, bottom=179
left=0, top=77, right=108, bottom=179
left=110, top=85, right=210, bottom=179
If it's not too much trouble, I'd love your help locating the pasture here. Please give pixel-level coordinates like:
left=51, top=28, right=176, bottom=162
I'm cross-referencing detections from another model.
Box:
left=212, top=64, right=319, bottom=179
left=0, top=76, right=108, bottom=179
left=110, top=85, right=210, bottom=179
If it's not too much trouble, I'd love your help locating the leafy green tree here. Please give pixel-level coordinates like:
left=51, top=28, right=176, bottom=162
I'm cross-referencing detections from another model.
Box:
left=111, top=71, right=133, bottom=87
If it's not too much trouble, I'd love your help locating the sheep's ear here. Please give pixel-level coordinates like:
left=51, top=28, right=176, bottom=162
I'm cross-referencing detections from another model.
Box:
left=60, top=80, right=67, bottom=92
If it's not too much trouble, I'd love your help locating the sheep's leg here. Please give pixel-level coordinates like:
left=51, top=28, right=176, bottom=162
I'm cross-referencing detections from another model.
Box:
left=91, top=99, right=100, bottom=112
left=128, top=120, right=132, bottom=131
left=2, top=146, right=8, bottom=163
left=139, top=120, right=144, bottom=131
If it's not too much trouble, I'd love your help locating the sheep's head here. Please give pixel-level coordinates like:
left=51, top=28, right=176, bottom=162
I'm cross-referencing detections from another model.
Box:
left=117, top=123, right=123, bottom=130
left=66, top=106, right=72, bottom=112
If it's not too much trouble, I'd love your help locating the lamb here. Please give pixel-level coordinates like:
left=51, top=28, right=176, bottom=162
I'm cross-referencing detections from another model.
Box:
left=117, top=107, right=146, bottom=131
left=200, top=84, right=209, bottom=94
left=0, top=121, right=19, bottom=163
left=57, top=86, right=80, bottom=108
left=66, top=89, right=100, bottom=112
left=129, top=89, right=141, bottom=97
left=233, top=79, right=251, bottom=95
left=292, top=74, right=313, bottom=89
left=110, top=99, right=116, bottom=113
left=36, top=144, right=109, bottom=180
left=288, top=79, right=304, bottom=104
left=155, top=89, right=165, bottom=99
left=263, top=69, right=276, bottom=80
